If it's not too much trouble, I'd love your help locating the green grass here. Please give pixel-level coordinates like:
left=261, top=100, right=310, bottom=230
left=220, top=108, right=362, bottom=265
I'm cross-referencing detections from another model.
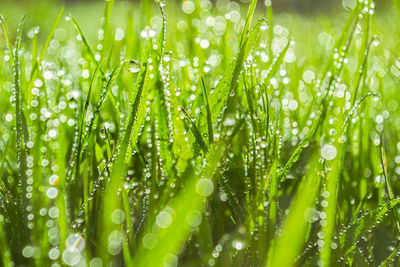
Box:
left=1, top=0, right=400, bottom=266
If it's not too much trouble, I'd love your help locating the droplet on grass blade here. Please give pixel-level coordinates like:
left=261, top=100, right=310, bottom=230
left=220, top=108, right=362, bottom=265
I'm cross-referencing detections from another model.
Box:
left=100, top=127, right=107, bottom=139
left=111, top=209, right=125, bottom=224
left=129, top=60, right=141, bottom=73
left=62, top=247, right=81, bottom=266
left=163, top=51, right=172, bottom=62
left=156, top=210, right=173, bottom=228
left=22, top=246, right=34, bottom=258
left=157, top=0, right=166, bottom=8
left=142, top=233, right=158, bottom=249
left=260, top=19, right=269, bottom=31
left=49, top=247, right=60, bottom=260
left=196, top=179, right=214, bottom=197
left=66, top=233, right=85, bottom=251
left=321, top=144, right=337, bottom=160
left=304, top=208, right=319, bottom=223
left=186, top=210, right=202, bottom=228
left=115, top=28, right=125, bottom=41
left=46, top=187, right=58, bottom=199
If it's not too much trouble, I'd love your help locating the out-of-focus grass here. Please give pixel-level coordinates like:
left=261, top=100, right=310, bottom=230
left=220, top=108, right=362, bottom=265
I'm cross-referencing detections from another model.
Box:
left=1, top=0, right=400, bottom=266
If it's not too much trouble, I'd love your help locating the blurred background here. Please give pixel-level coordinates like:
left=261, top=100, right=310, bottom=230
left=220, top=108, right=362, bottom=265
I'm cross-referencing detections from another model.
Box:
left=1, top=0, right=398, bottom=51
left=1, top=0, right=397, bottom=13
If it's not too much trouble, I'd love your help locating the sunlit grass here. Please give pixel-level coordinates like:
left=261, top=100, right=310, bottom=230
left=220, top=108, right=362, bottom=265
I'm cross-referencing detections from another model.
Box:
left=1, top=0, right=400, bottom=266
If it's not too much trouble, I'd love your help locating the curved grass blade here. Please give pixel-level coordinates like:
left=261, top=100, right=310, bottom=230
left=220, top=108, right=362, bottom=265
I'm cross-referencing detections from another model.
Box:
left=379, top=133, right=400, bottom=233
left=198, top=17, right=265, bottom=132
left=68, top=15, right=98, bottom=64
left=201, top=76, right=213, bottom=146
left=338, top=199, right=400, bottom=258
left=100, top=0, right=115, bottom=58
left=181, top=106, right=209, bottom=154
left=268, top=152, right=321, bottom=267
left=29, top=7, right=64, bottom=81
left=132, top=120, right=244, bottom=267
left=263, top=40, right=290, bottom=87
left=239, top=0, right=258, bottom=47
left=278, top=110, right=320, bottom=179
left=100, top=62, right=148, bottom=257
left=9, top=15, right=31, bottom=264
left=0, top=15, right=15, bottom=67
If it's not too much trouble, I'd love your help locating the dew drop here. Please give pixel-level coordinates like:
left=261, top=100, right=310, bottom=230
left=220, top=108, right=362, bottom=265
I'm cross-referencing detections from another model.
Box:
left=66, top=233, right=85, bottom=252
left=163, top=51, right=172, bottom=62
left=129, top=60, right=141, bottom=73
left=321, top=144, right=337, bottom=160
left=111, top=209, right=125, bottom=224
left=142, top=233, right=158, bottom=249
left=196, top=179, right=214, bottom=197
left=46, top=187, right=58, bottom=199
left=49, top=175, right=60, bottom=186
left=22, top=246, right=34, bottom=258
left=156, top=210, right=173, bottom=228
left=62, top=247, right=81, bottom=266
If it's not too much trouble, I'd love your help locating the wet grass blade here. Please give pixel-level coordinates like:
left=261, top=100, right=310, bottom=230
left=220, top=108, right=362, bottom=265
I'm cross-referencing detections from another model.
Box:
left=0, top=15, right=15, bottom=66
left=68, top=15, right=98, bottom=65
left=198, top=17, right=265, bottom=131
left=269, top=152, right=321, bottom=267
left=181, top=106, right=209, bottom=154
left=30, top=7, right=64, bottom=80
left=100, top=62, right=148, bottom=258
left=239, top=0, right=258, bottom=47
left=132, top=120, right=244, bottom=267
left=379, top=133, right=400, bottom=233
left=201, top=76, right=213, bottom=146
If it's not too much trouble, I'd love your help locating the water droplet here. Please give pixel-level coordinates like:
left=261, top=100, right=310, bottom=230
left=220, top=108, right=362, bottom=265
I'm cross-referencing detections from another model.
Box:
left=142, top=233, right=158, bottom=249
left=111, top=209, right=125, bottom=224
left=100, top=127, right=107, bottom=139
left=90, top=257, right=103, bottom=267
left=372, top=94, right=380, bottom=102
left=260, top=20, right=269, bottom=31
left=232, top=240, right=244, bottom=250
left=321, top=144, right=337, bottom=160
left=66, top=233, right=85, bottom=252
left=196, top=179, right=214, bottom=197
left=22, top=246, right=34, bottom=258
left=49, top=248, right=60, bottom=260
left=49, top=175, right=60, bottom=186
left=163, top=51, right=172, bottom=62
left=186, top=210, right=202, bottom=227
left=47, top=188, right=58, bottom=199
left=156, top=210, right=173, bottom=228
left=304, top=208, right=319, bottom=223
left=129, top=60, right=141, bottom=73
left=157, top=0, right=166, bottom=7
left=62, top=247, right=81, bottom=266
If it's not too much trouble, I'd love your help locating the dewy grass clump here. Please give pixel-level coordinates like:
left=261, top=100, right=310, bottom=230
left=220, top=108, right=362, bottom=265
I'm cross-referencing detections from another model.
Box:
left=0, top=0, right=400, bottom=266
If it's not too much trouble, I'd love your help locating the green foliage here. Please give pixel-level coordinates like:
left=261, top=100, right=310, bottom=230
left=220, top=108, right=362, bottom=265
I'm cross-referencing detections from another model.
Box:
left=0, top=0, right=400, bottom=266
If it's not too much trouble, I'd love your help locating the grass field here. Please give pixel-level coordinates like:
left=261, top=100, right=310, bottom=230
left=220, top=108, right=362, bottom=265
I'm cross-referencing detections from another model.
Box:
left=1, top=0, right=400, bottom=266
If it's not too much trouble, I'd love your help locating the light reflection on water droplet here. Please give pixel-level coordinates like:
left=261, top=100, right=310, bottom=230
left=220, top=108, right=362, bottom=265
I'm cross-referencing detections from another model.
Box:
left=62, top=247, right=81, bottom=266
left=49, top=174, right=60, bottom=186
left=47, top=187, right=58, bottom=199
left=49, top=247, right=60, bottom=260
left=163, top=51, right=172, bottom=62
left=321, top=144, right=337, bottom=160
left=156, top=210, right=172, bottom=228
left=129, top=60, right=141, bottom=73
left=142, top=233, right=158, bottom=249
left=196, top=179, right=214, bottom=197
left=111, top=209, right=125, bottom=224
left=66, top=233, right=85, bottom=252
